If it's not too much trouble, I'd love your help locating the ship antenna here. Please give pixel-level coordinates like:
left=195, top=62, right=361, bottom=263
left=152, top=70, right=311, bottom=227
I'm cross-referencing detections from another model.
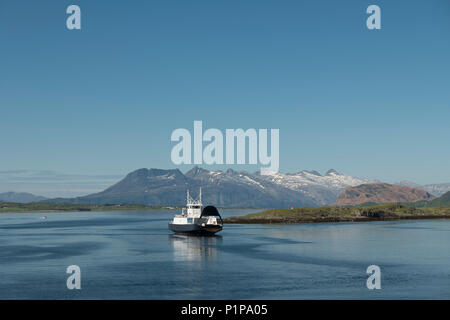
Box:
left=187, top=189, right=190, bottom=203
left=199, top=187, right=202, bottom=203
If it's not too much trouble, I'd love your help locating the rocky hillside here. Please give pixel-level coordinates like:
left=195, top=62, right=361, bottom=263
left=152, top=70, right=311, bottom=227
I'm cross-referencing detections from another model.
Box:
left=335, top=183, right=435, bottom=206
left=412, top=191, right=450, bottom=208
left=429, top=191, right=450, bottom=206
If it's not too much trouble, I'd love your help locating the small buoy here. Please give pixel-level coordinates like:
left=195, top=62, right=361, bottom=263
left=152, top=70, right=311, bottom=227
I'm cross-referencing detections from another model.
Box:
left=41, top=216, right=47, bottom=220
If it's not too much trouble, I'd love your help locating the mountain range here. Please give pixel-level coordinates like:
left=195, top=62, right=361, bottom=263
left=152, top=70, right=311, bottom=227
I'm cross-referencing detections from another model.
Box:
left=395, top=181, right=450, bottom=197
left=7, top=167, right=449, bottom=208
left=47, top=167, right=372, bottom=208
left=0, top=192, right=47, bottom=203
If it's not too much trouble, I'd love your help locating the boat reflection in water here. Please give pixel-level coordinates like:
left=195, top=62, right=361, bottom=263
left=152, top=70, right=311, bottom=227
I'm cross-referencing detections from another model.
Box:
left=169, top=234, right=222, bottom=261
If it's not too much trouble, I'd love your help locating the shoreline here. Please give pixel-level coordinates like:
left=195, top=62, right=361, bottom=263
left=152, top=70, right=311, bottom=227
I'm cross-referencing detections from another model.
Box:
left=223, top=204, right=450, bottom=224
left=0, top=203, right=258, bottom=214
left=224, top=215, right=450, bottom=224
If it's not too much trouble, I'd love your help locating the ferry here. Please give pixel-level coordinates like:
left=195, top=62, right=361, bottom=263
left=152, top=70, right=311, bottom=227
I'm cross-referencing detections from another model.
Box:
left=168, top=189, right=223, bottom=235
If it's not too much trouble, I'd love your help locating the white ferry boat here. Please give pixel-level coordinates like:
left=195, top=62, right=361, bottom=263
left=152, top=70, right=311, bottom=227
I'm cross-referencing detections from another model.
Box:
left=168, top=189, right=223, bottom=235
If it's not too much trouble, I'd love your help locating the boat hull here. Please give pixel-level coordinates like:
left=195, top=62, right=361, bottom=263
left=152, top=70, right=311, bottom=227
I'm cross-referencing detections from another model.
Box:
left=168, top=222, right=222, bottom=235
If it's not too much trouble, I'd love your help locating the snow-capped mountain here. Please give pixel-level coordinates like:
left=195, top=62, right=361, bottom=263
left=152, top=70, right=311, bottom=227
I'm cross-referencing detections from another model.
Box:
left=49, top=167, right=372, bottom=207
left=256, top=169, right=372, bottom=205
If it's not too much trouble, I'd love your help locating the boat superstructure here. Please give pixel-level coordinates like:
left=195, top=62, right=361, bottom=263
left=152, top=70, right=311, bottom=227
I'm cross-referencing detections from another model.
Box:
left=168, top=189, right=223, bottom=235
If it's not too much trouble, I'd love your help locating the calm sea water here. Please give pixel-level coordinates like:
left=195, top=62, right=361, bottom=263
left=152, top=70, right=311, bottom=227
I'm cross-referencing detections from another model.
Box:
left=0, top=209, right=449, bottom=299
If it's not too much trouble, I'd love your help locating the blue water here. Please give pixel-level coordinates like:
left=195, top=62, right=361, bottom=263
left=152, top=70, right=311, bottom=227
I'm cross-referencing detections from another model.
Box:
left=0, top=210, right=449, bottom=299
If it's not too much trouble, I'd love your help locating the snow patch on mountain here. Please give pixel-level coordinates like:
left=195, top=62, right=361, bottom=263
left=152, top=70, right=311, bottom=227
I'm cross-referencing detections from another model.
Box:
left=256, top=169, right=372, bottom=204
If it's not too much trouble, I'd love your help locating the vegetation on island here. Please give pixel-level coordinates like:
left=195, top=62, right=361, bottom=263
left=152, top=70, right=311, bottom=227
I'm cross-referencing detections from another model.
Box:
left=224, top=203, right=450, bottom=224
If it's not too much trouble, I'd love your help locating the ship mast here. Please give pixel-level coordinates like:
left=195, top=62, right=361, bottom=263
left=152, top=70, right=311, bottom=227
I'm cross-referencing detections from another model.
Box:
left=186, top=188, right=202, bottom=206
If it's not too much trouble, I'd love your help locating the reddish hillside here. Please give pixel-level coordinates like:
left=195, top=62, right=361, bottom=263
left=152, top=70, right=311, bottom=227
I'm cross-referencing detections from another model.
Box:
left=335, top=183, right=435, bottom=206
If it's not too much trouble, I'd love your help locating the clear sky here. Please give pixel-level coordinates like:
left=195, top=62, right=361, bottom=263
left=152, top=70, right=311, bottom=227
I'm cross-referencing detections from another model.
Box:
left=1, top=0, right=450, bottom=196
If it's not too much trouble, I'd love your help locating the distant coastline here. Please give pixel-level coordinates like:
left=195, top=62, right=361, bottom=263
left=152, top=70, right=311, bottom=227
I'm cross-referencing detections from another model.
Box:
left=224, top=204, right=450, bottom=224
left=0, top=202, right=178, bottom=213
left=0, top=202, right=256, bottom=213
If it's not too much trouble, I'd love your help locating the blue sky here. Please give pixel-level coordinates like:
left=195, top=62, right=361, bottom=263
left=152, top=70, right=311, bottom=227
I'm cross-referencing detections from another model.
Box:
left=1, top=0, right=450, bottom=196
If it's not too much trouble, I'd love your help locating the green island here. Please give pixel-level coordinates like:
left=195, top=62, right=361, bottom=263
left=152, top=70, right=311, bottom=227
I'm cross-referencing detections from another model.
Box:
left=0, top=202, right=177, bottom=213
left=224, top=203, right=450, bottom=224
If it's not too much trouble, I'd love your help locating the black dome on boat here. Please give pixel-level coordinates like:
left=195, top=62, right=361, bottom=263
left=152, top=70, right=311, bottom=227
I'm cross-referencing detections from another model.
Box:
left=201, top=206, right=221, bottom=217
